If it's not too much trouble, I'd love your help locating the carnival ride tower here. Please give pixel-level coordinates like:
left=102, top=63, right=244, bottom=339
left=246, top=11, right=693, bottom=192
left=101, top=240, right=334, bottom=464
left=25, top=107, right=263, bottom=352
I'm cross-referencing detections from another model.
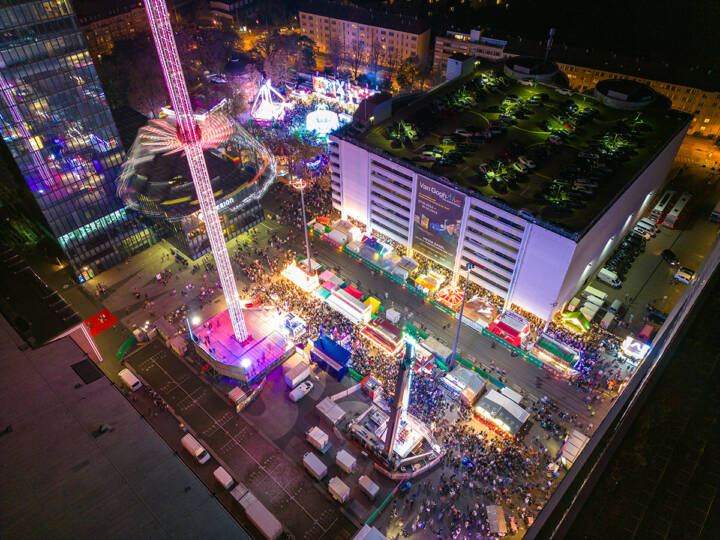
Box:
left=383, top=340, right=416, bottom=458
left=142, top=0, right=247, bottom=341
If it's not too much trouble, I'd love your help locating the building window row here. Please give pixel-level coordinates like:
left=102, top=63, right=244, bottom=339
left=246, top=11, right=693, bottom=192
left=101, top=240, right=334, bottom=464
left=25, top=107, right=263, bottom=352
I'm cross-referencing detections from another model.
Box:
left=371, top=182, right=411, bottom=204
left=370, top=159, right=413, bottom=182
left=371, top=218, right=409, bottom=242
left=467, top=215, right=522, bottom=243
left=462, top=252, right=512, bottom=285
left=470, top=204, right=525, bottom=232
left=371, top=208, right=409, bottom=233
left=462, top=244, right=514, bottom=274
left=464, top=261, right=509, bottom=294
left=465, top=225, right=519, bottom=257
left=371, top=198, right=409, bottom=221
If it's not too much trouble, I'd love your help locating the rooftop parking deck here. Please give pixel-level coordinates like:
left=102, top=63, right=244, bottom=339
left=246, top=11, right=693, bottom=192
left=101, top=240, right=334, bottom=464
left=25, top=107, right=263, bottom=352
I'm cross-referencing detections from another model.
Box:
left=353, top=69, right=691, bottom=235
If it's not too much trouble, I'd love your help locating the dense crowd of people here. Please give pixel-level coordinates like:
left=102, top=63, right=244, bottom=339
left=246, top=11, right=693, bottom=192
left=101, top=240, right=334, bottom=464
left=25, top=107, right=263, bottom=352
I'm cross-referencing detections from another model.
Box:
left=117, top=178, right=629, bottom=538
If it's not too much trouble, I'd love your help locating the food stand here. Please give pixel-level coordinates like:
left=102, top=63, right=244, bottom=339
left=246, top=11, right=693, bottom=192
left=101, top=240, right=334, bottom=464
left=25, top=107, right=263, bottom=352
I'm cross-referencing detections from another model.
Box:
left=488, top=310, right=530, bottom=347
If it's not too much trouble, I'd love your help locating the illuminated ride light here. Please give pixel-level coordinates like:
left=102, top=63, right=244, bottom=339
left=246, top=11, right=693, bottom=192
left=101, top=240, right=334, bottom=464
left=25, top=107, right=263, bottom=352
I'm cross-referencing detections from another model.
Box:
left=251, top=80, right=287, bottom=122
left=143, top=0, right=248, bottom=341
left=117, top=106, right=276, bottom=221
left=281, top=261, right=320, bottom=293
left=305, top=105, right=340, bottom=137
left=141, top=112, right=234, bottom=155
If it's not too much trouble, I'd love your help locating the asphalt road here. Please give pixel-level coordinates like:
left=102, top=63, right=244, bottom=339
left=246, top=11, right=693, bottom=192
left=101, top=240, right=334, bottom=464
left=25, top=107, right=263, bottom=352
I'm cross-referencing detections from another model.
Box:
left=310, top=238, right=603, bottom=426
left=125, top=339, right=357, bottom=540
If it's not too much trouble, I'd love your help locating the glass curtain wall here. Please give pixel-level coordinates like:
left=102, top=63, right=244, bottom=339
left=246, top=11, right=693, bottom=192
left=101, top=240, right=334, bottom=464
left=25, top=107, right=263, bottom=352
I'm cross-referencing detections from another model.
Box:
left=0, top=0, right=153, bottom=280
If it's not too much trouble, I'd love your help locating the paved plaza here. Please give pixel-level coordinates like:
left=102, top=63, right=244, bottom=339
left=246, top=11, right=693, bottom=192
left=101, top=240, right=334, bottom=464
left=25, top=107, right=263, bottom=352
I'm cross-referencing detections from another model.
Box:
left=124, top=339, right=358, bottom=539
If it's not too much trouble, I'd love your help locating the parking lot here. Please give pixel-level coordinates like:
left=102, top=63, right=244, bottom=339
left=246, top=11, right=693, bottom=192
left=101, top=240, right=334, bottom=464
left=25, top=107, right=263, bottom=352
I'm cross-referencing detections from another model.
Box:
left=361, top=68, right=688, bottom=232
left=584, top=165, right=720, bottom=337
left=124, top=339, right=359, bottom=540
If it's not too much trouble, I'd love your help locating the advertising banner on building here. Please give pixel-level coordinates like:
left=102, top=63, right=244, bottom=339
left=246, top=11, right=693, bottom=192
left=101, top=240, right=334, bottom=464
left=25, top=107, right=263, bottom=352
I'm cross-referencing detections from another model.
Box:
left=412, top=177, right=465, bottom=269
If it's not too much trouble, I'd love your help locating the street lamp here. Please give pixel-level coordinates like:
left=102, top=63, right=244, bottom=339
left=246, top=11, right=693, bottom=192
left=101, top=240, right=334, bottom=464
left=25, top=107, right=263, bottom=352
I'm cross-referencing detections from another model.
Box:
left=290, top=176, right=313, bottom=275
left=543, top=301, right=558, bottom=333
left=450, top=262, right=474, bottom=370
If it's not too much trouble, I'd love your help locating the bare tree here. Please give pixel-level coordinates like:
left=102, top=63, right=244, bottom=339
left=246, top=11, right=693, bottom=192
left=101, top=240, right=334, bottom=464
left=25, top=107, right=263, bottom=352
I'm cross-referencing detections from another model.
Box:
left=123, top=46, right=168, bottom=117
left=417, top=56, right=434, bottom=91
left=348, top=37, right=364, bottom=80
left=396, top=56, right=419, bottom=90
left=328, top=37, right=345, bottom=76
left=369, top=35, right=383, bottom=75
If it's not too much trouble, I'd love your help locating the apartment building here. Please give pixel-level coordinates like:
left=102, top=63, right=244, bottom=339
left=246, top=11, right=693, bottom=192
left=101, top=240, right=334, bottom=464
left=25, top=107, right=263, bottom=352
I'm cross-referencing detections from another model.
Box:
left=433, top=29, right=720, bottom=138
left=76, top=1, right=149, bottom=57
left=299, top=2, right=431, bottom=70
left=558, top=65, right=720, bottom=138
left=433, top=28, right=507, bottom=73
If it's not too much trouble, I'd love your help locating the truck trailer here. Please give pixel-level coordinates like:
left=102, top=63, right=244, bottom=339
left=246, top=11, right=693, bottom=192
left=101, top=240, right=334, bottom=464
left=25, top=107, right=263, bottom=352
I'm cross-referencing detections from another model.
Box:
left=231, top=483, right=283, bottom=539
left=303, top=452, right=328, bottom=480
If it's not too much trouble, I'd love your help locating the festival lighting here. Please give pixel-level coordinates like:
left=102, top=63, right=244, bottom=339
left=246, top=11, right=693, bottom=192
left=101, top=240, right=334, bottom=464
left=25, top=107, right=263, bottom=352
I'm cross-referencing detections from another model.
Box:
left=141, top=113, right=234, bottom=155
left=251, top=80, right=286, bottom=122
left=305, top=105, right=340, bottom=137
left=0, top=71, right=56, bottom=186
left=281, top=261, right=320, bottom=293
left=143, top=0, right=248, bottom=341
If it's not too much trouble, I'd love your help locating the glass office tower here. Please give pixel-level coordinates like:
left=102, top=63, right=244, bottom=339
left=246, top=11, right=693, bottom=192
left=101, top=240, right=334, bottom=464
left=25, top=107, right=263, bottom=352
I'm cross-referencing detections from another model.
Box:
left=0, top=0, right=154, bottom=281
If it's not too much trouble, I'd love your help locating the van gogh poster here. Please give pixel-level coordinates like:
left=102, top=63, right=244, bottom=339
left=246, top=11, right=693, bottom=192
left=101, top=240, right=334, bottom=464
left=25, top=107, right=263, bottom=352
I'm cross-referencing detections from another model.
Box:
left=412, top=177, right=465, bottom=269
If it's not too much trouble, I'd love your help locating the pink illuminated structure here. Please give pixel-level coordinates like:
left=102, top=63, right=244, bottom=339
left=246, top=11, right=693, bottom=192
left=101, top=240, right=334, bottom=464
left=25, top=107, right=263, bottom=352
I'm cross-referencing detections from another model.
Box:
left=0, top=71, right=56, bottom=187
left=143, top=0, right=247, bottom=341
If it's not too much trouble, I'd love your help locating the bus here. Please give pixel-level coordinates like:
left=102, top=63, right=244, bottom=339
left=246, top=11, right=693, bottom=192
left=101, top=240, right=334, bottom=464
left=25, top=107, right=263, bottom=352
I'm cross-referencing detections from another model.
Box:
left=649, top=190, right=677, bottom=223
left=710, top=200, right=720, bottom=224
left=662, top=192, right=692, bottom=229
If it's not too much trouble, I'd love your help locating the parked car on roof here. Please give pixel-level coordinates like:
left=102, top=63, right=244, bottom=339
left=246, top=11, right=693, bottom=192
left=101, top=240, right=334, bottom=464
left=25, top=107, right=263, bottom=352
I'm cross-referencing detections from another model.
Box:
left=661, top=249, right=679, bottom=266
left=674, top=267, right=695, bottom=284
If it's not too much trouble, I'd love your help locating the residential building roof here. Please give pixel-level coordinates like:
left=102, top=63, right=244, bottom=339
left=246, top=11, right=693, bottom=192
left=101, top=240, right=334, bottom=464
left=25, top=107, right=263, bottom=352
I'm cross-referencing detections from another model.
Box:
left=300, top=2, right=429, bottom=35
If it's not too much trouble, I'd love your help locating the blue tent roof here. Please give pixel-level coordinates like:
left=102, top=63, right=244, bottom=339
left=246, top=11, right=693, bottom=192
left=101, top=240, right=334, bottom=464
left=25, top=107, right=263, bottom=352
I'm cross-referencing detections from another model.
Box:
left=314, top=336, right=351, bottom=366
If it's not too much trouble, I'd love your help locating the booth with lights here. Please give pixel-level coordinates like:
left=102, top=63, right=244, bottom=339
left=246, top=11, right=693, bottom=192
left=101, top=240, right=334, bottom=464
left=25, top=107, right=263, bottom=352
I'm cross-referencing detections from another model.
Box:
left=360, top=316, right=404, bottom=355
left=528, top=334, right=579, bottom=377
left=488, top=310, right=531, bottom=348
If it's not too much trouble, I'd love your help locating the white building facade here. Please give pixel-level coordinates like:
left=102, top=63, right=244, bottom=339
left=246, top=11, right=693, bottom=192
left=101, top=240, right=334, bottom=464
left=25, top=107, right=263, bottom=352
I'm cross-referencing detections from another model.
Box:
left=329, top=125, right=688, bottom=321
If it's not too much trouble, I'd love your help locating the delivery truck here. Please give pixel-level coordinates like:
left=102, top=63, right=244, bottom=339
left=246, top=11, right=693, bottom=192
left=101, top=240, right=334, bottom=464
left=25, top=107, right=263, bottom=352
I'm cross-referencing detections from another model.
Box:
left=306, top=426, right=330, bottom=453
left=335, top=449, right=357, bottom=474
left=600, top=311, right=615, bottom=330
left=180, top=434, right=211, bottom=464
left=328, top=476, right=350, bottom=503
left=303, top=452, right=328, bottom=480
left=583, top=286, right=608, bottom=304
left=231, top=483, right=283, bottom=540
left=284, top=361, right=310, bottom=389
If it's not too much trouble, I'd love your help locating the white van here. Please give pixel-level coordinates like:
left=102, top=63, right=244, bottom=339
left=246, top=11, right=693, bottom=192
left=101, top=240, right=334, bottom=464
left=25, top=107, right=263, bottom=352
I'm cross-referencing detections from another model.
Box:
left=289, top=380, right=313, bottom=402
left=213, top=466, right=235, bottom=489
left=600, top=312, right=615, bottom=329
left=634, top=220, right=656, bottom=236
left=597, top=268, right=622, bottom=289
left=632, top=226, right=652, bottom=240
left=638, top=218, right=660, bottom=234
left=118, top=368, right=142, bottom=392
left=181, top=434, right=211, bottom=464
left=609, top=299, right=623, bottom=314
